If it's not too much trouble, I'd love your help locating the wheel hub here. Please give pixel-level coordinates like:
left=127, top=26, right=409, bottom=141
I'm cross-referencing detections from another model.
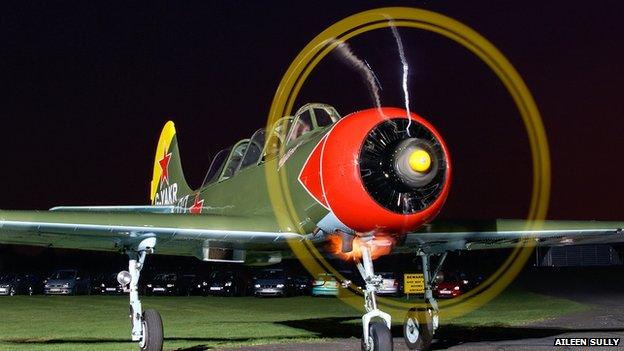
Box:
left=406, top=317, right=420, bottom=343
left=139, top=320, right=147, bottom=348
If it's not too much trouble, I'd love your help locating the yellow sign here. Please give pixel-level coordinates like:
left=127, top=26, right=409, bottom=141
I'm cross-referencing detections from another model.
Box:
left=404, top=273, right=425, bottom=294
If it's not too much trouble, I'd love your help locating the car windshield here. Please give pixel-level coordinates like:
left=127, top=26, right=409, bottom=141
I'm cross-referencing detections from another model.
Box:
left=51, top=271, right=76, bottom=280
left=257, top=269, right=284, bottom=279
left=211, top=271, right=234, bottom=280
left=154, top=274, right=177, bottom=282
left=0, top=274, right=15, bottom=281
left=315, top=273, right=335, bottom=281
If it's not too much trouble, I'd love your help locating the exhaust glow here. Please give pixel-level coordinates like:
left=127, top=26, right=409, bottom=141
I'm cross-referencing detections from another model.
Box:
left=327, top=234, right=395, bottom=261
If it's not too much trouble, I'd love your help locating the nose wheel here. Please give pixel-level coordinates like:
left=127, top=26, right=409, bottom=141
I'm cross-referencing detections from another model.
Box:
left=357, top=244, right=394, bottom=351
left=361, top=321, right=393, bottom=351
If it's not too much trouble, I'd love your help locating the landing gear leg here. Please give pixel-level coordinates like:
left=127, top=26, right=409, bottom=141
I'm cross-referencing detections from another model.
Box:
left=357, top=245, right=393, bottom=351
left=122, top=237, right=163, bottom=351
left=403, top=253, right=445, bottom=350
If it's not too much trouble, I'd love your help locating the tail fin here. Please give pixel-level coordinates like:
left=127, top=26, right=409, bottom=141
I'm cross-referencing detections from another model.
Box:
left=150, top=121, right=193, bottom=205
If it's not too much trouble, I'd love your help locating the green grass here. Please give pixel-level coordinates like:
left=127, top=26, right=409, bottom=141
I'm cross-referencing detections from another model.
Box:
left=0, top=288, right=589, bottom=351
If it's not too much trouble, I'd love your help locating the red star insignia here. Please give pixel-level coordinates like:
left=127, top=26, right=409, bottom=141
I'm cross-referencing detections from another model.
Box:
left=158, top=146, right=172, bottom=186
left=189, top=196, right=204, bottom=214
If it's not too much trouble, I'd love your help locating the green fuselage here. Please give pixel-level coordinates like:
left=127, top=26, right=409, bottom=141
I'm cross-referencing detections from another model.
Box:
left=184, top=126, right=331, bottom=235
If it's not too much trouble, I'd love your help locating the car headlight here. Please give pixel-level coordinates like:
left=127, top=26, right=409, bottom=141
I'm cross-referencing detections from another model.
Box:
left=146, top=284, right=152, bottom=288
left=63, top=283, right=70, bottom=288
left=44, top=284, right=50, bottom=288
left=166, top=284, right=175, bottom=288
left=202, top=282, right=207, bottom=286
left=101, top=283, right=105, bottom=288
left=454, top=286, right=460, bottom=291
left=254, top=284, right=260, bottom=288
left=225, top=282, right=232, bottom=287
left=276, top=284, right=284, bottom=289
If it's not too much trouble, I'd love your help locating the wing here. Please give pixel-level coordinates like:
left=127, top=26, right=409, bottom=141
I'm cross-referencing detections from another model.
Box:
left=0, top=209, right=302, bottom=258
left=401, top=219, right=624, bottom=254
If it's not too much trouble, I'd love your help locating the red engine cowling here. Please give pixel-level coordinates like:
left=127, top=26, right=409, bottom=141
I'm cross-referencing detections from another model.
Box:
left=299, top=107, right=452, bottom=233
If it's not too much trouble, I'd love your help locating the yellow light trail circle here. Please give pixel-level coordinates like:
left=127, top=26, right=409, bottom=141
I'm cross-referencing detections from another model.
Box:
left=265, top=7, right=551, bottom=320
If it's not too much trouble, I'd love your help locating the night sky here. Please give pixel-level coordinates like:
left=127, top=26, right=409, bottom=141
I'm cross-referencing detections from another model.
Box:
left=2, top=1, right=623, bottom=224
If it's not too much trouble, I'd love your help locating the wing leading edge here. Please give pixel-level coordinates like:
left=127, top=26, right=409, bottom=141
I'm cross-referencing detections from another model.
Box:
left=402, top=219, right=624, bottom=254
left=0, top=210, right=302, bottom=257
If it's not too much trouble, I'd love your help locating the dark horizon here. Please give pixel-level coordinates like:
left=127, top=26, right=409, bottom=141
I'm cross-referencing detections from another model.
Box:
left=2, top=1, right=623, bottom=223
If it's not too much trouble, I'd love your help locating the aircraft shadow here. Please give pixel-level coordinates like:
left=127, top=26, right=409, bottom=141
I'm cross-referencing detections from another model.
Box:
left=3, top=335, right=308, bottom=351
left=277, top=317, right=624, bottom=349
left=6, top=318, right=623, bottom=350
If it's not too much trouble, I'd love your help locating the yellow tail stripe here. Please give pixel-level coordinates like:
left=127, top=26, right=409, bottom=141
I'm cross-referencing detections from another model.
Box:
left=150, top=121, right=176, bottom=204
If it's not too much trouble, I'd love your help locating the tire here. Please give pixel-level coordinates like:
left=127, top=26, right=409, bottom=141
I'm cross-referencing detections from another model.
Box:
left=403, top=308, right=434, bottom=350
left=140, top=309, right=163, bottom=351
left=361, top=321, right=393, bottom=351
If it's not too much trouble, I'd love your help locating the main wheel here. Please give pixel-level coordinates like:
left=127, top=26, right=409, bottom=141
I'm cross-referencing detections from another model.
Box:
left=140, top=309, right=163, bottom=351
left=361, top=321, right=393, bottom=351
left=403, top=308, right=434, bottom=350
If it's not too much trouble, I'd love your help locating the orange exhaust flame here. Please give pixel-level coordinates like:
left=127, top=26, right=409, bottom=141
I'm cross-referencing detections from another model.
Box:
left=326, top=234, right=396, bottom=261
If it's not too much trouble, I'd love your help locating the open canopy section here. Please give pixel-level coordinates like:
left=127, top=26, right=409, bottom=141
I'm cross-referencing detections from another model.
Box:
left=201, top=103, right=341, bottom=187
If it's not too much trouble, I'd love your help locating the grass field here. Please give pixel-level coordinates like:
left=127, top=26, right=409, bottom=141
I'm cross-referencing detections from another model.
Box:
left=0, top=288, right=589, bottom=351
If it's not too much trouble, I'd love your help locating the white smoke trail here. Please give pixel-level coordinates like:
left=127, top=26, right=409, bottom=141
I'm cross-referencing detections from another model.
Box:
left=333, top=41, right=382, bottom=110
left=390, top=24, right=412, bottom=135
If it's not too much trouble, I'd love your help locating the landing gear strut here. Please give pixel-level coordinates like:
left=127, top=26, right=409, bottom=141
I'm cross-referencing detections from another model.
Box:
left=357, top=245, right=393, bottom=351
left=119, top=237, right=163, bottom=351
left=403, top=253, right=445, bottom=350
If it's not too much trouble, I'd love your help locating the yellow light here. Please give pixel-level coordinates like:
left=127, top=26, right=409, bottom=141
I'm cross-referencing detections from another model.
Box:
left=408, top=149, right=431, bottom=172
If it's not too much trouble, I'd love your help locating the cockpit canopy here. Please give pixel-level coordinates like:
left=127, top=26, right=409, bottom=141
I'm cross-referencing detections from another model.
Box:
left=201, top=103, right=340, bottom=187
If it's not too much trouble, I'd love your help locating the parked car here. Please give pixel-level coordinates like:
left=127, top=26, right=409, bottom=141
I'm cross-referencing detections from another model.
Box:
left=433, top=272, right=469, bottom=298
left=94, top=273, right=125, bottom=294
left=180, top=274, right=206, bottom=296
left=253, top=268, right=292, bottom=297
left=91, top=273, right=105, bottom=295
left=311, top=273, right=339, bottom=296
left=206, top=270, right=246, bottom=296
left=145, top=273, right=181, bottom=295
left=44, top=269, right=91, bottom=295
left=433, top=280, right=465, bottom=298
left=377, top=272, right=402, bottom=296
left=0, top=273, right=43, bottom=296
left=338, top=270, right=364, bottom=293
left=292, top=275, right=313, bottom=295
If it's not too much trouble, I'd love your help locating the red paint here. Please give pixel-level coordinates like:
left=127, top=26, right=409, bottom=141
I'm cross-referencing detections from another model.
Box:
left=298, top=134, right=329, bottom=208
left=189, top=195, right=204, bottom=214
left=301, top=107, right=452, bottom=233
left=158, top=148, right=172, bottom=185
